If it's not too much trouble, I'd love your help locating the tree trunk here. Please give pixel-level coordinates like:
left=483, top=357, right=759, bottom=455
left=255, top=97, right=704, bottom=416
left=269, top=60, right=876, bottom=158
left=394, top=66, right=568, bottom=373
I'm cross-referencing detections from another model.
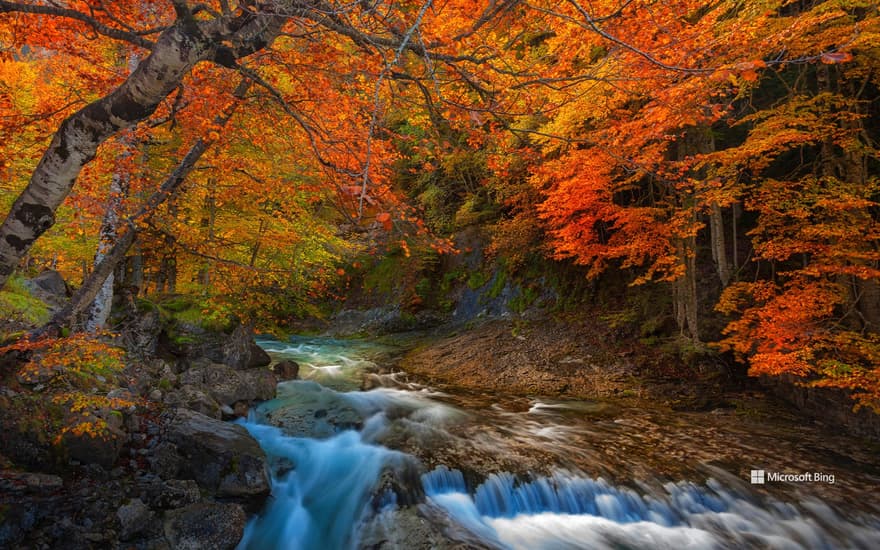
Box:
left=37, top=79, right=252, bottom=332
left=0, top=22, right=219, bottom=288
left=732, top=201, right=740, bottom=276
left=673, top=237, right=700, bottom=342
left=0, top=8, right=283, bottom=289
left=84, top=162, right=129, bottom=332
left=249, top=218, right=265, bottom=268
left=85, top=41, right=138, bottom=331
left=44, top=226, right=137, bottom=335
left=126, top=244, right=144, bottom=293
left=709, top=203, right=731, bottom=288
left=198, top=180, right=217, bottom=291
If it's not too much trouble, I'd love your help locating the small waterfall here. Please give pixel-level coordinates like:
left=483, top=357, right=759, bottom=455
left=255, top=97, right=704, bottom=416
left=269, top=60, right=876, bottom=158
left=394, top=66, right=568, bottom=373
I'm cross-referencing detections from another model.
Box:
left=421, top=466, right=880, bottom=549
left=236, top=422, right=403, bottom=550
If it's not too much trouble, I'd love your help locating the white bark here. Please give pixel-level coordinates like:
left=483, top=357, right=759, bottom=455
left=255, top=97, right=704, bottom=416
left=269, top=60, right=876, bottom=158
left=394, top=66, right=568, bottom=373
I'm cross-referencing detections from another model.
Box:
left=84, top=165, right=128, bottom=332
left=0, top=10, right=284, bottom=288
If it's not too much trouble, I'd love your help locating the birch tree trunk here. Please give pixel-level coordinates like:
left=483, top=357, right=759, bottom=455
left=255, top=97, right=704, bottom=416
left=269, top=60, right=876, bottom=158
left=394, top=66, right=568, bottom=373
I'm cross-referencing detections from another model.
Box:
left=40, top=79, right=252, bottom=333
left=0, top=23, right=215, bottom=287
left=84, top=162, right=129, bottom=332
left=0, top=6, right=284, bottom=289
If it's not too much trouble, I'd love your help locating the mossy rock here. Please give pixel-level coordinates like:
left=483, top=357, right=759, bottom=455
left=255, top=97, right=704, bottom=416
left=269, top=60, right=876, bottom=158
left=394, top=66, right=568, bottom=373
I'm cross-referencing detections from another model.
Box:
left=0, top=275, right=50, bottom=327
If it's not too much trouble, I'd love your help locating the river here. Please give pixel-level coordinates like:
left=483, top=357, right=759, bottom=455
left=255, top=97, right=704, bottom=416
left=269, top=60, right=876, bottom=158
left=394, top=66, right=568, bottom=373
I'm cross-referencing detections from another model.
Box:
left=235, top=335, right=880, bottom=549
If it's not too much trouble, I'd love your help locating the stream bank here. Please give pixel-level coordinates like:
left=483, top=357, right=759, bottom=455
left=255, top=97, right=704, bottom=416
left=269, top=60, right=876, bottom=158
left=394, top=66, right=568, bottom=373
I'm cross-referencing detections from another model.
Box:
left=0, top=290, right=285, bottom=549
left=398, top=315, right=880, bottom=440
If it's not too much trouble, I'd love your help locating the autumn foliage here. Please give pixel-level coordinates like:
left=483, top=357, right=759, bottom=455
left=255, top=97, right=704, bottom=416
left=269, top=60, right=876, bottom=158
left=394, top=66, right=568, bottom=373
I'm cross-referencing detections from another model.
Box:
left=1, top=1, right=879, bottom=411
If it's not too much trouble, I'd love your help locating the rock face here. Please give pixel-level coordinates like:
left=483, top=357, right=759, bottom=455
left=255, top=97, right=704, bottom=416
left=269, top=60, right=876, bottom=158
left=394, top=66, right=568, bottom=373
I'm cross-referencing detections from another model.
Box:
left=164, top=408, right=270, bottom=500
left=329, top=307, right=444, bottom=337
left=762, top=374, right=880, bottom=439
left=164, top=502, right=247, bottom=550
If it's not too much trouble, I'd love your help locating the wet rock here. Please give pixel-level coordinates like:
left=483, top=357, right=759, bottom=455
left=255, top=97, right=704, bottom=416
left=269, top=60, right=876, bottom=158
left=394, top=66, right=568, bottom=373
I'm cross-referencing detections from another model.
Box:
left=117, top=498, right=153, bottom=540
left=357, top=504, right=497, bottom=550
left=272, top=359, right=300, bottom=381
left=164, top=409, right=270, bottom=500
left=264, top=381, right=364, bottom=438
left=238, top=369, right=277, bottom=401
left=223, top=324, right=271, bottom=370
left=372, top=459, right=425, bottom=509
left=233, top=401, right=249, bottom=418
left=163, top=502, right=246, bottom=550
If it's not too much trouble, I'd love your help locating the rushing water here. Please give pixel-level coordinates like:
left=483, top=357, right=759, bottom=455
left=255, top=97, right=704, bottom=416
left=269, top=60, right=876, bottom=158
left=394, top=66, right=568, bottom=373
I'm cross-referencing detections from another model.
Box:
left=237, top=336, right=880, bottom=550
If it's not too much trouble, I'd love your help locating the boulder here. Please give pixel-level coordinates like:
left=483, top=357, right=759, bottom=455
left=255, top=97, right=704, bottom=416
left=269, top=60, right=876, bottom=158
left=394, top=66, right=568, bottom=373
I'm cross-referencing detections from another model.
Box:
left=264, top=381, right=364, bottom=438
left=164, top=409, right=270, bottom=500
left=117, top=498, right=154, bottom=540
left=223, top=324, right=271, bottom=369
left=273, top=359, right=300, bottom=381
left=61, top=419, right=125, bottom=469
left=164, top=502, right=246, bottom=550
left=187, top=363, right=276, bottom=407
left=141, top=478, right=201, bottom=510
left=147, top=442, right=182, bottom=480
left=357, top=504, right=497, bottom=550
left=24, top=270, right=69, bottom=307
left=238, top=369, right=277, bottom=402
left=164, top=385, right=222, bottom=419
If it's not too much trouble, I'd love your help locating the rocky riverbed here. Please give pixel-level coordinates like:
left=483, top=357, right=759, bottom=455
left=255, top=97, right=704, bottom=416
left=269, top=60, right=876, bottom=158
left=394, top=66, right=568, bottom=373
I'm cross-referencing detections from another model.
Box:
left=0, top=291, right=288, bottom=549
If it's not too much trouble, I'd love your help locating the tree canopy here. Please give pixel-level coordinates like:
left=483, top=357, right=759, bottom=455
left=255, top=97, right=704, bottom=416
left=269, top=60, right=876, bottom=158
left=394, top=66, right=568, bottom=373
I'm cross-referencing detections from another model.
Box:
left=2, top=1, right=879, bottom=409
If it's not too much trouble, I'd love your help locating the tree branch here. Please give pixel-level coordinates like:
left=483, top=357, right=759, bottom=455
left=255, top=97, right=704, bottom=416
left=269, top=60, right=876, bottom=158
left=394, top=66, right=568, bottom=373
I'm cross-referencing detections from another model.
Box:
left=0, top=1, right=155, bottom=49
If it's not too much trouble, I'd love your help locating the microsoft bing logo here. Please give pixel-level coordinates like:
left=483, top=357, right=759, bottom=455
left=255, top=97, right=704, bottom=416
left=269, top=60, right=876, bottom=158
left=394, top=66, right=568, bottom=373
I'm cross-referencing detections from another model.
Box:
left=750, top=470, right=765, bottom=484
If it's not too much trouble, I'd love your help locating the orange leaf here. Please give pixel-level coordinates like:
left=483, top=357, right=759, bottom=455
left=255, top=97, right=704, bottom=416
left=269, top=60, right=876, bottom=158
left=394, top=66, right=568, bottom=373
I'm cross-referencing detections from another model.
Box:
left=820, top=52, right=853, bottom=64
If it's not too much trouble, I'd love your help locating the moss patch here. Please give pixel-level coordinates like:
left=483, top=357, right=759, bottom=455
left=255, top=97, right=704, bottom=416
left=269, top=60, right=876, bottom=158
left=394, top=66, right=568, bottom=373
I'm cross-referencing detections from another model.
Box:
left=0, top=275, right=50, bottom=328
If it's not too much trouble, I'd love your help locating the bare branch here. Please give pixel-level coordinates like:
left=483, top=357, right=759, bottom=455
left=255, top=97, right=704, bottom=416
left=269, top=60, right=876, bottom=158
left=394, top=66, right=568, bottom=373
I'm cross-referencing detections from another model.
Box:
left=0, top=1, right=155, bottom=49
